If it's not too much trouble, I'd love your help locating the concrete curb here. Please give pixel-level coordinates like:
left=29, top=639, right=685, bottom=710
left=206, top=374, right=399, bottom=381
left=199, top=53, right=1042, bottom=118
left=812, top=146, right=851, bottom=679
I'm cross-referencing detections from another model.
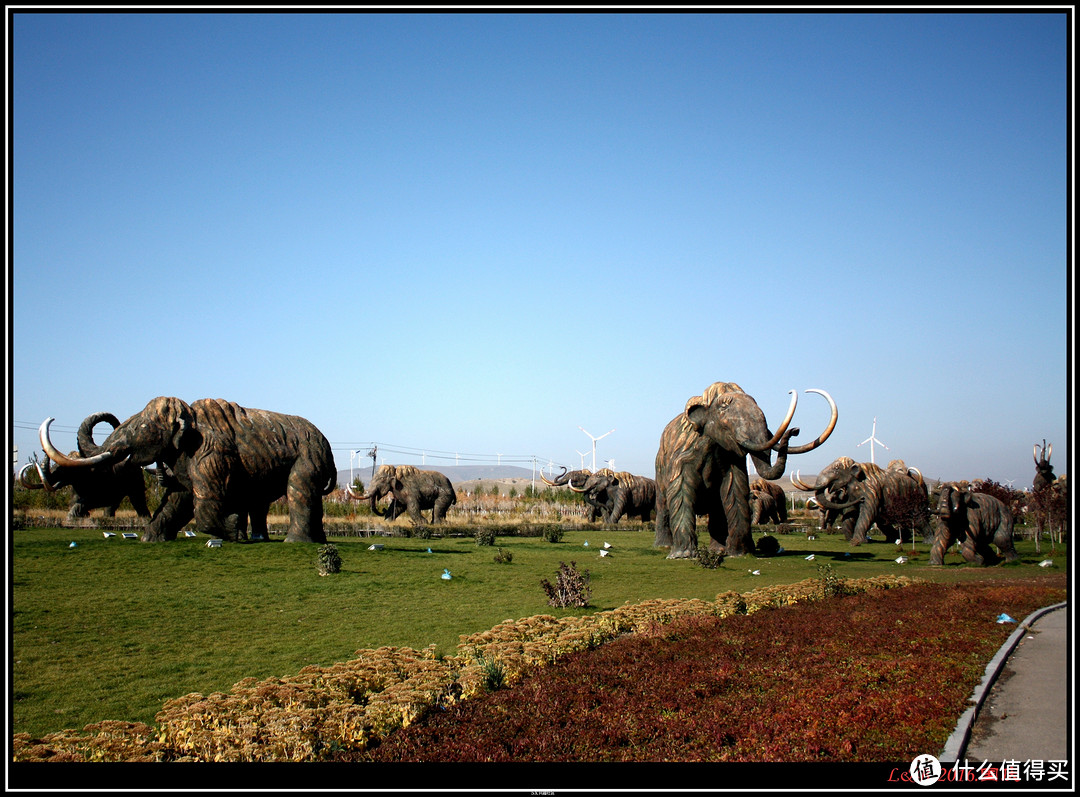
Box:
left=939, top=601, right=1068, bottom=763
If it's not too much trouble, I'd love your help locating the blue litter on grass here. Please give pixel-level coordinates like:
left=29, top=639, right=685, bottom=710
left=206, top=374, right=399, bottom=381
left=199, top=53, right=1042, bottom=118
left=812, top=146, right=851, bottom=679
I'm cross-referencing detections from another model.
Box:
left=68, top=541, right=77, bottom=548
left=441, top=569, right=452, bottom=580
left=997, top=613, right=1016, bottom=624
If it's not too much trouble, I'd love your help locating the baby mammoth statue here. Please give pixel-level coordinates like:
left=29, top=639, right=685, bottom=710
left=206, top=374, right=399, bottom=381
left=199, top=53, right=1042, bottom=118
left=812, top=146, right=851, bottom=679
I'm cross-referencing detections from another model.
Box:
left=931, top=483, right=1019, bottom=566
left=347, top=464, right=457, bottom=524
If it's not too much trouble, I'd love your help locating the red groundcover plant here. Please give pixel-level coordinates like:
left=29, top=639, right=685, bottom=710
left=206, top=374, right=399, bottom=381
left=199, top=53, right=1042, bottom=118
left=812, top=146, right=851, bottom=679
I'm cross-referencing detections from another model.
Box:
left=353, top=581, right=1065, bottom=763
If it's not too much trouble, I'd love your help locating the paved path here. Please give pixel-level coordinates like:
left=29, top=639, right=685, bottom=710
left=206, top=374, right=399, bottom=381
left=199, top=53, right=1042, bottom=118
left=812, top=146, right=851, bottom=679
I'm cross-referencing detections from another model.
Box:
left=951, top=604, right=1070, bottom=766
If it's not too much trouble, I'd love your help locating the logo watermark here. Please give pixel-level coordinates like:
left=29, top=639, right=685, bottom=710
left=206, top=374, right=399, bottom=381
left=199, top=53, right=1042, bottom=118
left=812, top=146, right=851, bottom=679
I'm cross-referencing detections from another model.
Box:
left=893, top=755, right=1070, bottom=785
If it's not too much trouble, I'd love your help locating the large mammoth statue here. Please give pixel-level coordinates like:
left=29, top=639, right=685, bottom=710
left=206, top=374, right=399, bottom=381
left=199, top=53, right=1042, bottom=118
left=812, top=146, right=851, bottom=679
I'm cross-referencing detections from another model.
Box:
left=931, top=483, right=1018, bottom=566
left=792, top=457, right=931, bottom=546
left=1030, top=442, right=1067, bottom=546
left=20, top=412, right=151, bottom=522
left=540, top=467, right=604, bottom=522
left=39, top=397, right=337, bottom=543
left=748, top=479, right=787, bottom=526
left=346, top=464, right=456, bottom=524
left=571, top=469, right=657, bottom=525
left=654, top=383, right=837, bottom=558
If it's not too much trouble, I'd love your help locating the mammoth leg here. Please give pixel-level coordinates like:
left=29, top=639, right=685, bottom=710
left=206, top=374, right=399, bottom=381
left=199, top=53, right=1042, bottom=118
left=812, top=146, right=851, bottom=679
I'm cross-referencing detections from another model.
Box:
left=188, top=454, right=235, bottom=539
left=402, top=490, right=428, bottom=526
left=640, top=500, right=654, bottom=523
left=960, top=531, right=994, bottom=566
left=666, top=485, right=699, bottom=559
left=433, top=493, right=454, bottom=523
left=129, top=486, right=151, bottom=519
left=717, top=465, right=753, bottom=556
left=850, top=506, right=876, bottom=546
left=193, top=495, right=230, bottom=540
left=706, top=506, right=729, bottom=553
left=994, top=525, right=1019, bottom=562
left=284, top=471, right=327, bottom=544
left=654, top=489, right=673, bottom=548
left=67, top=501, right=91, bottom=521
left=609, top=491, right=629, bottom=525
left=249, top=502, right=271, bottom=541
left=929, top=527, right=955, bottom=565
left=966, top=521, right=1002, bottom=566
left=144, top=490, right=194, bottom=542
left=585, top=499, right=601, bottom=523
left=222, top=512, right=245, bottom=541
left=389, top=498, right=404, bottom=521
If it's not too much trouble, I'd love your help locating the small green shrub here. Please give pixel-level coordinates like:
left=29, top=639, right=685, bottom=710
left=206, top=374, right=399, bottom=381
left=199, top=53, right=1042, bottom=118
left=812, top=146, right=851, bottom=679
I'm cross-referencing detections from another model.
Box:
left=475, top=528, right=496, bottom=547
left=540, top=561, right=591, bottom=608
left=542, top=525, right=564, bottom=544
left=493, top=548, right=513, bottom=564
left=695, top=545, right=726, bottom=569
left=316, top=544, right=342, bottom=575
left=756, top=535, right=781, bottom=557
left=472, top=649, right=507, bottom=692
left=817, top=563, right=854, bottom=598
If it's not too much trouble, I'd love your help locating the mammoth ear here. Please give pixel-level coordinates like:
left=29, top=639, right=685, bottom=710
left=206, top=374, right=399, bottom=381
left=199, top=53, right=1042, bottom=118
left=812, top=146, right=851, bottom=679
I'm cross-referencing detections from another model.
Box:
left=850, top=464, right=867, bottom=481
left=686, top=403, right=709, bottom=433
left=949, top=489, right=964, bottom=514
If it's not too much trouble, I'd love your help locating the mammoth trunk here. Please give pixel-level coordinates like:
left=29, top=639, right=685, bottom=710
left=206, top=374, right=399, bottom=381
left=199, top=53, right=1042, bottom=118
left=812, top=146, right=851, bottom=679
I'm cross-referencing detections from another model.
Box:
left=749, top=450, right=786, bottom=481
left=811, top=490, right=861, bottom=511
left=369, top=492, right=385, bottom=517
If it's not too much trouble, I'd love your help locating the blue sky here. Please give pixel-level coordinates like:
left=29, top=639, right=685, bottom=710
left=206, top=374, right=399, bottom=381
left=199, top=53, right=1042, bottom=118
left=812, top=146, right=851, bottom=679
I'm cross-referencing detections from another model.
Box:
left=9, top=11, right=1070, bottom=487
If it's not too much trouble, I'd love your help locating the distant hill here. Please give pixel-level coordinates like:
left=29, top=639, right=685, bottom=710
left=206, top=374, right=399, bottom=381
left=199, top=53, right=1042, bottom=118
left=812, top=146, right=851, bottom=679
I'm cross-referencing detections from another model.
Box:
left=336, top=464, right=538, bottom=488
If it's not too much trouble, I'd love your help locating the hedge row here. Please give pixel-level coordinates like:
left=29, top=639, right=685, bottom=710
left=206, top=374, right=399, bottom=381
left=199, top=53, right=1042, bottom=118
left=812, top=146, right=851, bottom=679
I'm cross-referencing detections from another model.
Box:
left=12, top=573, right=914, bottom=763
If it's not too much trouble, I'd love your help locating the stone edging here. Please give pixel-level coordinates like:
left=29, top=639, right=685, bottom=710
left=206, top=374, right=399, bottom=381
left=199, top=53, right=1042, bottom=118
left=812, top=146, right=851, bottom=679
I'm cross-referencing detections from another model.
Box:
left=939, top=601, right=1068, bottom=763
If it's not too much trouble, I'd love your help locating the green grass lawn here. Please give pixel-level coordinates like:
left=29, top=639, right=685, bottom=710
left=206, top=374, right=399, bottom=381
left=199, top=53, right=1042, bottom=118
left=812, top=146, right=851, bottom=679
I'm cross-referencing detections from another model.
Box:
left=11, top=524, right=1066, bottom=738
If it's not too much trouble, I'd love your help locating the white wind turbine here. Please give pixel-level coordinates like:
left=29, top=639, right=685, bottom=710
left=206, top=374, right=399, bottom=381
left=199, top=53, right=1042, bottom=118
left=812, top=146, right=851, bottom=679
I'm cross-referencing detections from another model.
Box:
left=857, top=417, right=889, bottom=465
left=576, top=450, right=589, bottom=470
left=578, top=426, right=614, bottom=472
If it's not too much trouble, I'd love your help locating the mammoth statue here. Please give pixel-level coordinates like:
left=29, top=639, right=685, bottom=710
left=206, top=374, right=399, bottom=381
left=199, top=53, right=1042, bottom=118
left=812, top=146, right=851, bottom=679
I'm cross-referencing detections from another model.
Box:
left=346, top=464, right=457, bottom=524
left=540, top=467, right=605, bottom=522
left=748, top=479, right=787, bottom=526
left=39, top=397, right=337, bottom=543
left=1033, top=440, right=1056, bottom=492
left=571, top=469, right=657, bottom=525
left=19, top=412, right=151, bottom=522
left=931, top=483, right=1018, bottom=566
left=792, top=457, right=931, bottom=546
left=654, top=383, right=837, bottom=558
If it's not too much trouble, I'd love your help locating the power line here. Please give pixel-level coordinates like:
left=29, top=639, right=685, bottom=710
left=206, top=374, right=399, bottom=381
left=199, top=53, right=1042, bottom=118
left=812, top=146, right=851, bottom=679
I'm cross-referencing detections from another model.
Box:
left=331, top=442, right=566, bottom=470
left=15, top=421, right=569, bottom=471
